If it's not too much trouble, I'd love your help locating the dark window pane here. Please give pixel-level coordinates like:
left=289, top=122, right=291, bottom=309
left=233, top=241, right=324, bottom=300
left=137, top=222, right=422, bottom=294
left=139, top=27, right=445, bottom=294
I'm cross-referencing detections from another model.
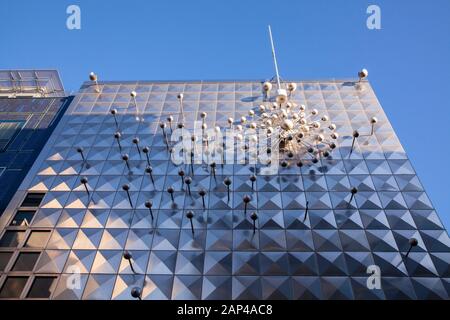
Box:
left=0, top=252, right=13, bottom=271
left=0, top=120, right=25, bottom=152
left=0, top=230, right=26, bottom=247
left=27, top=277, right=57, bottom=298
left=10, top=210, right=36, bottom=226
left=12, top=252, right=40, bottom=272
left=21, top=193, right=45, bottom=207
left=24, top=231, right=50, bottom=248
left=0, top=276, right=28, bottom=298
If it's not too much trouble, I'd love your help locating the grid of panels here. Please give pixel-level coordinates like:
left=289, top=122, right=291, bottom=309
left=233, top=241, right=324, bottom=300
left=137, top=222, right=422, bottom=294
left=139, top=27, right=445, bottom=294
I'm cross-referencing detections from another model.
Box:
left=0, top=80, right=449, bottom=300
left=0, top=70, right=65, bottom=98
left=0, top=97, right=70, bottom=216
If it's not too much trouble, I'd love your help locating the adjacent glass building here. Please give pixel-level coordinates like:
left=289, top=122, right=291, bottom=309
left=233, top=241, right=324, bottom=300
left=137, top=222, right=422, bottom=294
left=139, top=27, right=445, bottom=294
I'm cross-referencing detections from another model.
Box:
left=0, top=70, right=71, bottom=217
left=0, top=78, right=448, bottom=300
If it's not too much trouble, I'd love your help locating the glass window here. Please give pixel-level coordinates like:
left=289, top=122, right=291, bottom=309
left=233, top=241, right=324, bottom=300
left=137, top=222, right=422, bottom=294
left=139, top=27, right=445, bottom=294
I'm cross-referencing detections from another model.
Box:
left=24, top=231, right=50, bottom=248
left=0, top=230, right=26, bottom=247
left=10, top=210, right=36, bottom=226
left=0, top=120, right=25, bottom=152
left=27, top=277, right=57, bottom=299
left=21, top=193, right=45, bottom=207
left=0, top=252, right=13, bottom=271
left=0, top=276, right=28, bottom=298
left=11, top=252, right=40, bottom=272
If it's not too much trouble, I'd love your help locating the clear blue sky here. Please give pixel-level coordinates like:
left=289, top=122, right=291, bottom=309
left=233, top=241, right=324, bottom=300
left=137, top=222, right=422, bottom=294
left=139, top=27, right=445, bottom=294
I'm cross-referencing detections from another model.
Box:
left=1, top=0, right=449, bottom=230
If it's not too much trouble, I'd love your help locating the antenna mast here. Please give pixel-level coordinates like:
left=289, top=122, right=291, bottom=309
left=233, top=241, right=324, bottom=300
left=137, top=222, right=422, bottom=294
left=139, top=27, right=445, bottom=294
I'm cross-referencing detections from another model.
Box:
left=268, top=25, right=282, bottom=89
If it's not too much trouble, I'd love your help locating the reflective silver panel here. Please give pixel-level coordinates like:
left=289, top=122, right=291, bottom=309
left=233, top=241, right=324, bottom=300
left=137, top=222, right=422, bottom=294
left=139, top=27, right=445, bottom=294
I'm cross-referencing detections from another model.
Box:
left=0, top=80, right=449, bottom=300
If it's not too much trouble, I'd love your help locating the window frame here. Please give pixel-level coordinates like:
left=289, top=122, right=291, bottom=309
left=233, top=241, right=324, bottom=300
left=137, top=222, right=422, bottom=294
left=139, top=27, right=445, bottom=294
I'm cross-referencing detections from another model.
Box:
left=20, top=193, right=46, bottom=208
left=0, top=251, right=14, bottom=272
left=0, top=274, right=59, bottom=299
left=10, top=251, right=41, bottom=272
left=25, top=276, right=58, bottom=299
left=9, top=209, right=36, bottom=227
left=0, top=230, right=27, bottom=248
left=0, top=276, right=29, bottom=299
left=24, top=230, right=51, bottom=249
left=0, top=119, right=26, bottom=152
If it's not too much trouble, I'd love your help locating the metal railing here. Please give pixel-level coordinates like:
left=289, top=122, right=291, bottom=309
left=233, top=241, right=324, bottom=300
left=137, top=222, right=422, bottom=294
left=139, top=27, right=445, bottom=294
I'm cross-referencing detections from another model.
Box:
left=0, top=70, right=65, bottom=97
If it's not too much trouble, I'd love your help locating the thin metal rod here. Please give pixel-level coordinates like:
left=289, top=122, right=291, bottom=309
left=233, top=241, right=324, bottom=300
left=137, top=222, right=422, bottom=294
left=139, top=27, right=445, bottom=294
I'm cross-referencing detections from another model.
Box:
left=148, top=207, right=154, bottom=220
left=135, top=144, right=141, bottom=157
left=189, top=218, right=195, bottom=235
left=179, top=99, right=185, bottom=122
left=94, top=80, right=100, bottom=93
left=128, top=259, right=136, bottom=274
left=187, top=184, right=191, bottom=196
left=126, top=191, right=133, bottom=207
left=349, top=136, right=356, bottom=156
left=405, top=244, right=414, bottom=259
left=83, top=184, right=90, bottom=197
left=303, top=201, right=309, bottom=222
left=268, top=25, right=282, bottom=89
left=148, top=171, right=154, bottom=185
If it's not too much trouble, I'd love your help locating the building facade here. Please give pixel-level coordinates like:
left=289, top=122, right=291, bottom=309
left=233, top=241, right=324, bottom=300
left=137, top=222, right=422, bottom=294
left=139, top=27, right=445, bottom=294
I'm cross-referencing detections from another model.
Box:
left=0, top=70, right=71, bottom=217
left=0, top=78, right=448, bottom=300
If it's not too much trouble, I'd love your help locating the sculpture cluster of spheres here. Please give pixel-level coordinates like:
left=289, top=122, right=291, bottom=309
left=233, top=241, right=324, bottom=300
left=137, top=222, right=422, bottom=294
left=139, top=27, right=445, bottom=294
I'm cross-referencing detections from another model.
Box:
left=243, top=80, right=340, bottom=163
left=89, top=69, right=376, bottom=166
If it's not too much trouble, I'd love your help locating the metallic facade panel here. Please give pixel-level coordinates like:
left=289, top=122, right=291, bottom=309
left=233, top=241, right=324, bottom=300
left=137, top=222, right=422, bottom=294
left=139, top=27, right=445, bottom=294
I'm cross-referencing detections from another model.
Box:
left=0, top=80, right=448, bottom=300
